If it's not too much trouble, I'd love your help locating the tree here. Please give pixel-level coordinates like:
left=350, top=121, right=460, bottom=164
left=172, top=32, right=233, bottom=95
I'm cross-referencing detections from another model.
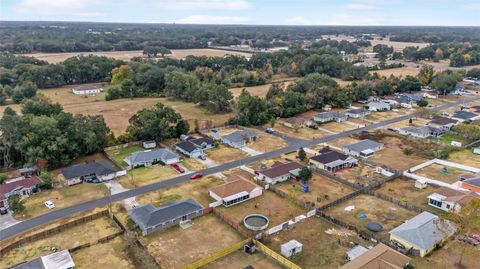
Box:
left=430, top=71, right=463, bottom=95
left=38, top=170, right=54, bottom=190
left=0, top=173, right=6, bottom=184
left=434, top=48, right=444, bottom=62
left=8, top=194, right=25, bottom=213
left=418, top=65, right=434, bottom=86
left=158, top=47, right=172, bottom=57
left=230, top=90, right=270, bottom=126
left=298, top=166, right=312, bottom=182
left=111, top=65, right=134, bottom=85
left=298, top=148, right=306, bottom=161
left=416, top=99, right=428, bottom=107
left=399, top=76, right=422, bottom=93
left=466, top=68, right=480, bottom=79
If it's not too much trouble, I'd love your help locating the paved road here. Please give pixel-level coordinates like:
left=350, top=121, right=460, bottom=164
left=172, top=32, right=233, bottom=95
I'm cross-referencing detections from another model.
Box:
left=1, top=96, right=477, bottom=241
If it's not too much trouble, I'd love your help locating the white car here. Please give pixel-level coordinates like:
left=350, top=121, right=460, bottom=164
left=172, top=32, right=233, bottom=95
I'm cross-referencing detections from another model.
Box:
left=44, top=200, right=55, bottom=209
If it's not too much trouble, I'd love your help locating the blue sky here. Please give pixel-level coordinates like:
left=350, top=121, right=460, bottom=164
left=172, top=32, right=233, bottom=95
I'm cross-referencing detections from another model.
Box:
left=1, top=0, right=479, bottom=26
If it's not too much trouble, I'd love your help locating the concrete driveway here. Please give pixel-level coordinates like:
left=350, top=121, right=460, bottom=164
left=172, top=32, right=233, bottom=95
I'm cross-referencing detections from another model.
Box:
left=104, top=180, right=137, bottom=209
left=0, top=212, right=21, bottom=231
left=241, top=146, right=263, bottom=156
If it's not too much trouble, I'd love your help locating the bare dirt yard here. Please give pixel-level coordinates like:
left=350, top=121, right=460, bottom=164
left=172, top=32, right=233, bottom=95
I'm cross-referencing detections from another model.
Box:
left=72, top=236, right=134, bottom=269
left=0, top=216, right=120, bottom=268
left=201, top=250, right=283, bottom=269
left=326, top=194, right=418, bottom=240
left=21, top=49, right=252, bottom=63
left=413, top=163, right=474, bottom=184
left=140, top=214, right=244, bottom=269
left=266, top=217, right=371, bottom=269
left=411, top=239, right=480, bottom=269
left=118, top=165, right=179, bottom=189
left=248, top=131, right=289, bottom=152
left=206, top=144, right=250, bottom=164
left=335, top=164, right=386, bottom=186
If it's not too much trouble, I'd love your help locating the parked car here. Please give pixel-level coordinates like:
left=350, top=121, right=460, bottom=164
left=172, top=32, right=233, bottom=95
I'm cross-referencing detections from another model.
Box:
left=44, top=200, right=55, bottom=209
left=170, top=163, right=185, bottom=173
left=198, top=155, right=206, bottom=161
left=308, top=124, right=318, bottom=130
left=190, top=173, right=203, bottom=180
left=265, top=128, right=274, bottom=134
left=0, top=207, right=7, bottom=215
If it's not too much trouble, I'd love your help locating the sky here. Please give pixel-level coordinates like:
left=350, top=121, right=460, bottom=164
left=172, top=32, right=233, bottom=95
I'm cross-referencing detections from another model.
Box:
left=0, top=0, right=479, bottom=26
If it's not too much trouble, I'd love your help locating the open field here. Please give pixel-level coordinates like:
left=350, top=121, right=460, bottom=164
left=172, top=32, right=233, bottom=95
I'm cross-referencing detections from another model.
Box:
left=273, top=121, right=330, bottom=140
left=266, top=217, right=371, bottom=269
left=72, top=236, right=135, bottom=269
left=274, top=174, right=354, bottom=208
left=140, top=214, right=244, bottom=269
left=320, top=121, right=358, bottom=133
left=321, top=34, right=429, bottom=52
left=365, top=109, right=411, bottom=122
left=202, top=250, right=282, bottom=269
left=21, top=49, right=252, bottom=63
left=0, top=216, right=120, bottom=268
left=369, top=66, right=420, bottom=77
left=326, top=194, right=418, bottom=240
left=229, top=81, right=293, bottom=98
left=118, top=165, right=179, bottom=189
left=335, top=164, right=386, bottom=186
left=248, top=131, right=289, bottom=152
left=105, top=145, right=144, bottom=167
left=414, top=163, right=474, bottom=184
left=448, top=149, right=480, bottom=168
left=135, top=176, right=223, bottom=207
left=206, top=144, right=250, bottom=164
left=218, top=191, right=305, bottom=230
left=411, top=239, right=480, bottom=269
left=39, top=84, right=107, bottom=105
left=14, top=183, right=108, bottom=220
left=0, top=104, right=22, bottom=117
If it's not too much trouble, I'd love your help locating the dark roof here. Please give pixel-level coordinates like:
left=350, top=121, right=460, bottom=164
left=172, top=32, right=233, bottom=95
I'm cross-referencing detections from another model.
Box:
left=189, top=137, right=215, bottom=146
left=453, top=110, right=477, bottom=120
left=311, top=150, right=350, bottom=164
left=10, top=257, right=44, bottom=269
left=318, top=147, right=334, bottom=154
left=130, top=199, right=204, bottom=229
left=0, top=177, right=41, bottom=200
left=175, top=141, right=200, bottom=153
left=127, top=149, right=179, bottom=164
left=73, top=85, right=100, bottom=91
left=463, top=177, right=480, bottom=188
left=429, top=116, right=458, bottom=126
left=346, top=108, right=369, bottom=115
left=61, top=160, right=117, bottom=180
left=343, top=139, right=384, bottom=153
left=260, top=162, right=304, bottom=178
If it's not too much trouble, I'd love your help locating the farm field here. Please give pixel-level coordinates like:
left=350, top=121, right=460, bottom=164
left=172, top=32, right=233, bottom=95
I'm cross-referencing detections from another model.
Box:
left=140, top=214, right=244, bottom=269
left=0, top=216, right=120, bottom=268
left=20, top=49, right=252, bottom=63
left=274, top=174, right=354, bottom=208
left=14, top=183, right=108, bottom=220
left=118, top=165, right=179, bottom=189
left=201, top=250, right=282, bottom=269
left=266, top=217, right=371, bottom=269
left=413, top=163, right=474, bottom=184
left=206, top=144, right=250, bottom=164
left=326, top=194, right=418, bottom=241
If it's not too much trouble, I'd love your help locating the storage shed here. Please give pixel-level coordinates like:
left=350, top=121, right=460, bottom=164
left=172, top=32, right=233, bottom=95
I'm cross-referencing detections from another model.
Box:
left=280, top=240, right=303, bottom=258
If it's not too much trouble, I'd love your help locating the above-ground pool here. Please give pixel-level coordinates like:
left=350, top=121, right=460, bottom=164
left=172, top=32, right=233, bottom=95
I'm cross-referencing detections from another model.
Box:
left=243, top=214, right=269, bottom=231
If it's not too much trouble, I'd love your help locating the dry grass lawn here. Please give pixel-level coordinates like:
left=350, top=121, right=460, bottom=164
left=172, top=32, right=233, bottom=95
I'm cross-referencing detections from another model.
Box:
left=206, top=144, right=249, bottom=164
left=14, top=183, right=108, bottom=220
left=366, top=110, right=411, bottom=122
left=369, top=66, right=420, bottom=78
left=411, top=240, right=480, bottom=269
left=141, top=214, right=244, bottom=269
left=105, top=145, right=144, bottom=167
left=201, top=250, right=283, bottom=269
left=0, top=216, right=120, bottom=268
left=414, top=163, right=474, bottom=184
left=273, top=122, right=330, bottom=140
left=229, top=81, right=293, bottom=98
left=118, top=165, right=179, bottom=189
left=335, top=164, right=386, bottom=186
left=319, top=121, right=358, bottom=133
left=249, top=132, right=289, bottom=152
left=181, top=157, right=207, bottom=171
left=448, top=150, right=480, bottom=168
left=71, top=236, right=135, bottom=269
left=326, top=195, right=418, bottom=240
left=0, top=104, right=22, bottom=117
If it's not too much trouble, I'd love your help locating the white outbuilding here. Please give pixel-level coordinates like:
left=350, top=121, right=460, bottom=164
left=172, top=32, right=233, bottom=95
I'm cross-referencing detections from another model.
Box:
left=281, top=240, right=303, bottom=258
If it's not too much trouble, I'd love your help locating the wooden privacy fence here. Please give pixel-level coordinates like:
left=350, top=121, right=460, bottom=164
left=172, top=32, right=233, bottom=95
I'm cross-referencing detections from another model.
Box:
left=183, top=239, right=250, bottom=269
left=253, top=240, right=302, bottom=269
left=317, top=189, right=364, bottom=211
left=312, top=167, right=363, bottom=190
left=365, top=190, right=425, bottom=213
left=211, top=207, right=253, bottom=238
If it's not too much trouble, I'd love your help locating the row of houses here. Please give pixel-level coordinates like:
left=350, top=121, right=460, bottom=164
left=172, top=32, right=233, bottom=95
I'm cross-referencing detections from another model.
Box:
left=175, top=136, right=215, bottom=158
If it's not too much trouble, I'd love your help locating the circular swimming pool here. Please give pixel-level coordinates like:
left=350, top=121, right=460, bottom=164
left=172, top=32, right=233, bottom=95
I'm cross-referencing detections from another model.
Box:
left=243, top=214, right=269, bottom=231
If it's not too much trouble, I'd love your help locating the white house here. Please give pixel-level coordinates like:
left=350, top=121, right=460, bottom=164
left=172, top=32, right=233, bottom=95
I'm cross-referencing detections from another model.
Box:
left=342, top=139, right=384, bottom=158
left=72, top=85, right=102, bottom=95
left=142, top=140, right=156, bottom=149
left=427, top=187, right=480, bottom=213
left=256, top=162, right=304, bottom=185
left=209, top=177, right=263, bottom=207
left=367, top=102, right=391, bottom=112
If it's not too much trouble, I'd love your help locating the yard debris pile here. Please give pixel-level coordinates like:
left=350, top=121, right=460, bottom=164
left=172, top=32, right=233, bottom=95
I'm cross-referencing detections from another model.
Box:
left=325, top=228, right=355, bottom=237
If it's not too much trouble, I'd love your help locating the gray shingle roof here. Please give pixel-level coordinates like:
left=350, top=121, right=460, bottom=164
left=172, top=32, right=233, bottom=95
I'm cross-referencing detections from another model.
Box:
left=453, top=110, right=477, bottom=120
left=62, top=160, right=117, bottom=180
left=314, top=111, right=346, bottom=120
left=175, top=141, right=200, bottom=153
left=311, top=150, right=350, bottom=164
left=346, top=108, right=369, bottom=115
left=343, top=139, right=383, bottom=153
left=127, top=149, right=179, bottom=164
left=389, top=212, right=456, bottom=250
left=222, top=130, right=258, bottom=144
left=130, top=199, right=204, bottom=229
left=189, top=137, right=215, bottom=147
left=401, top=126, right=434, bottom=136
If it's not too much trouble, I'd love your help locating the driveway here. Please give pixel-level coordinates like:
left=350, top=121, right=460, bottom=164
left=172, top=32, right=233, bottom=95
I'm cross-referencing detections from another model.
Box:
left=0, top=212, right=21, bottom=231
left=241, top=146, right=263, bottom=156
left=197, top=157, right=227, bottom=180
left=104, top=180, right=137, bottom=209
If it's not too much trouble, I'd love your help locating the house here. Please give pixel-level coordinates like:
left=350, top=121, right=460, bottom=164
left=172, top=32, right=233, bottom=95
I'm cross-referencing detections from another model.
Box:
left=389, top=211, right=456, bottom=257
left=256, top=161, right=304, bottom=185
left=427, top=187, right=480, bottom=213
left=452, top=110, right=480, bottom=122
left=345, top=108, right=371, bottom=118
left=62, top=160, right=125, bottom=185
left=125, top=148, right=180, bottom=167
left=459, top=175, right=480, bottom=193
left=367, top=102, right=390, bottom=112
left=283, top=117, right=310, bottom=128
left=342, top=139, right=384, bottom=158
left=468, top=105, right=480, bottom=115
left=220, top=130, right=258, bottom=148
left=18, top=166, right=39, bottom=177
left=398, top=93, right=424, bottom=102
left=340, top=243, right=411, bottom=269
left=280, top=240, right=303, bottom=258
left=474, top=148, right=480, bottom=155
left=428, top=116, right=458, bottom=131
left=394, top=96, right=413, bottom=108
left=11, top=249, right=75, bottom=269
left=309, top=147, right=358, bottom=172
left=0, top=177, right=41, bottom=209
left=209, top=177, right=263, bottom=207
left=398, top=126, right=442, bottom=138
left=142, top=140, right=156, bottom=149
left=129, top=199, right=204, bottom=235
left=189, top=137, right=215, bottom=150
left=345, top=245, right=368, bottom=262
left=72, top=85, right=102, bottom=95
left=175, top=141, right=204, bottom=158
left=313, top=111, right=347, bottom=123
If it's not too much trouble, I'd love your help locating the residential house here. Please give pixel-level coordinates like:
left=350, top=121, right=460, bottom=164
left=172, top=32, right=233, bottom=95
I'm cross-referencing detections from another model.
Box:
left=209, top=176, right=263, bottom=207
left=398, top=126, right=442, bottom=138
left=342, top=139, right=384, bottom=158
left=189, top=137, right=215, bottom=150
left=175, top=141, right=204, bottom=158
left=394, top=96, right=414, bottom=108
left=11, top=249, right=75, bottom=269
left=345, top=108, right=371, bottom=118
left=125, top=148, right=180, bottom=167
left=220, top=130, right=259, bottom=148
left=389, top=211, right=456, bottom=257
left=427, top=116, right=458, bottom=131
left=283, top=117, right=310, bottom=129
left=367, top=101, right=391, bottom=112
left=468, top=105, right=480, bottom=115
left=256, top=161, right=304, bottom=185
left=18, top=166, right=39, bottom=177
left=129, top=199, right=204, bottom=235
left=142, top=140, right=156, bottom=149
left=427, top=187, right=480, bottom=213
left=309, top=147, right=358, bottom=172
left=0, top=177, right=41, bottom=209
left=398, top=93, right=424, bottom=102
left=452, top=110, right=480, bottom=122
left=459, top=175, right=480, bottom=193
left=313, top=111, right=347, bottom=123
left=62, top=160, right=125, bottom=185
left=72, top=85, right=102, bottom=95
left=340, top=243, right=411, bottom=269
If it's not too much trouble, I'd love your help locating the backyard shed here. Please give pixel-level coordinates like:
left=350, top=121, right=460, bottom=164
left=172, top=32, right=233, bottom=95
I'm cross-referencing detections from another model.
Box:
left=280, top=240, right=303, bottom=258
left=346, top=245, right=368, bottom=261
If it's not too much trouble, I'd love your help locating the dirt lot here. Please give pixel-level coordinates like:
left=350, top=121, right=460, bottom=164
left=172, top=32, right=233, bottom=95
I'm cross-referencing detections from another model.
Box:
left=411, top=239, right=480, bottom=269
left=0, top=216, right=120, bottom=268
left=135, top=176, right=223, bottom=207
left=365, top=109, right=411, bottom=122
left=335, top=164, right=386, bottom=186
left=105, top=145, right=144, bottom=167
left=326, top=194, right=418, bottom=240
left=229, top=81, right=293, bottom=98
left=21, top=49, right=252, bottom=63
left=14, top=183, right=108, bottom=220
left=72, top=236, right=135, bottom=269
left=141, top=214, right=244, bottom=269
left=249, top=132, right=289, bottom=152
left=414, top=163, right=474, bottom=184
left=274, top=174, right=354, bottom=208
left=267, top=217, right=371, bottom=269
left=319, top=121, right=358, bottom=133
left=202, top=250, right=282, bottom=269
left=118, top=165, right=179, bottom=189
left=273, top=122, right=330, bottom=140
left=217, top=191, right=305, bottom=230
left=206, top=144, right=250, bottom=164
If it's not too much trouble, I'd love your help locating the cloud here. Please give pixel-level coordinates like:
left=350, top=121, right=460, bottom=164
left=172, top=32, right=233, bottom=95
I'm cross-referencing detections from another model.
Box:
left=15, top=0, right=103, bottom=17
left=286, top=16, right=313, bottom=25
left=177, top=15, right=249, bottom=24
left=329, top=12, right=389, bottom=25
left=344, top=3, right=377, bottom=10
left=463, top=2, right=480, bottom=9
left=149, top=0, right=252, bottom=10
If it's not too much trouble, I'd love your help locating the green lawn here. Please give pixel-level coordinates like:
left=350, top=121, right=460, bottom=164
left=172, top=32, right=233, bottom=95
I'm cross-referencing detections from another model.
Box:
left=117, top=165, right=179, bottom=189
left=430, top=131, right=467, bottom=146
left=105, top=145, right=144, bottom=167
